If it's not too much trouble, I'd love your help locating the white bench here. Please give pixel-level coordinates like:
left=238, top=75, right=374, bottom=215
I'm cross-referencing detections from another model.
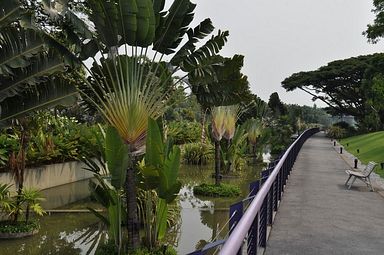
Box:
left=345, top=161, right=377, bottom=191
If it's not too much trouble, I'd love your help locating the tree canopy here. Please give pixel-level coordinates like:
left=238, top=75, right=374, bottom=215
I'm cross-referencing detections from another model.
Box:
left=365, top=0, right=384, bottom=42
left=282, top=53, right=384, bottom=125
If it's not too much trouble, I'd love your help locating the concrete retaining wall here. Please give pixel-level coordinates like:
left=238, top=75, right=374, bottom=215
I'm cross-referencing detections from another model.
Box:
left=0, top=161, right=94, bottom=192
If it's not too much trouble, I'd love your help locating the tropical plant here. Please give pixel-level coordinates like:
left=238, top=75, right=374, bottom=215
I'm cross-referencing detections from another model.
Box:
left=88, top=126, right=129, bottom=254
left=0, top=184, right=45, bottom=227
left=19, top=188, right=45, bottom=224
left=211, top=106, right=226, bottom=185
left=40, top=0, right=229, bottom=249
left=0, top=184, right=13, bottom=213
left=138, top=118, right=182, bottom=249
left=182, top=142, right=213, bottom=165
left=0, top=1, right=78, bottom=124
left=246, top=118, right=264, bottom=163
left=222, top=124, right=248, bottom=173
left=167, top=120, right=201, bottom=145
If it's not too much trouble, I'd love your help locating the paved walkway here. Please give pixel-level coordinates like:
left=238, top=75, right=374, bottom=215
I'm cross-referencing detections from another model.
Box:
left=266, top=132, right=384, bottom=255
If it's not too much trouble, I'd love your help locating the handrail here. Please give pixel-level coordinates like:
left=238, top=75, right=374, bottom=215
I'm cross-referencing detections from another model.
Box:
left=219, top=128, right=319, bottom=255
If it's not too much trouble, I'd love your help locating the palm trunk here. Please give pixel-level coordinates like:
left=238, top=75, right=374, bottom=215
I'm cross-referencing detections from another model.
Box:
left=214, top=140, right=221, bottom=185
left=25, top=205, right=30, bottom=224
left=200, top=108, right=207, bottom=143
left=125, top=155, right=140, bottom=249
left=227, top=140, right=232, bottom=174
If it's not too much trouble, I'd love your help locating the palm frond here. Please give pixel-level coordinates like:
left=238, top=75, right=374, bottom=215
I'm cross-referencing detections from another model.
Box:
left=153, top=0, right=196, bottom=54
left=0, top=52, right=66, bottom=102
left=0, top=77, right=77, bottom=123
left=0, top=28, right=45, bottom=76
left=0, top=0, right=23, bottom=28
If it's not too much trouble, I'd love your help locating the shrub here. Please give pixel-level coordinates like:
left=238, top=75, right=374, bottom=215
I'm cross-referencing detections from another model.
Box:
left=0, top=221, right=39, bottom=233
left=327, top=125, right=346, bottom=139
left=193, top=183, right=241, bottom=197
left=182, top=142, right=213, bottom=165
left=167, top=120, right=201, bottom=145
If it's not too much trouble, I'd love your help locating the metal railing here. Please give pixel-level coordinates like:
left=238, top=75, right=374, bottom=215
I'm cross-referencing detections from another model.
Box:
left=187, top=128, right=319, bottom=255
left=219, top=128, right=319, bottom=255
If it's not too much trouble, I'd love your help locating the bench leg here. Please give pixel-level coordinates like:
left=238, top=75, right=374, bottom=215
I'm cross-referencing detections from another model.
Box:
left=345, top=175, right=352, bottom=186
left=367, top=177, right=374, bottom=192
left=348, top=176, right=357, bottom=190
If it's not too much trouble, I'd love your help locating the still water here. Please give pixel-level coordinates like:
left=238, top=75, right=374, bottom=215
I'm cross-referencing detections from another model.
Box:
left=0, top=162, right=266, bottom=254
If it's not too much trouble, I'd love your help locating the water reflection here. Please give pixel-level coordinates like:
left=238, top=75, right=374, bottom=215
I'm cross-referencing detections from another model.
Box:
left=176, top=163, right=264, bottom=254
left=0, top=213, right=102, bottom=255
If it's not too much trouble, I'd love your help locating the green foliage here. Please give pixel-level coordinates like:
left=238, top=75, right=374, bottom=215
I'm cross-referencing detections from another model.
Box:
left=327, top=126, right=346, bottom=139
left=193, top=183, right=241, bottom=197
left=222, top=124, right=248, bottom=172
left=340, top=131, right=384, bottom=178
left=0, top=1, right=78, bottom=124
left=365, top=0, right=384, bottom=42
left=0, top=111, right=102, bottom=169
left=0, top=220, right=39, bottom=233
left=105, top=126, right=129, bottom=189
left=182, top=142, right=213, bottom=165
left=131, top=246, right=177, bottom=255
left=268, top=92, right=287, bottom=117
left=269, top=116, right=293, bottom=155
left=167, top=120, right=201, bottom=144
left=189, top=54, right=252, bottom=110
left=138, top=118, right=182, bottom=246
left=95, top=240, right=118, bottom=255
left=0, top=185, right=45, bottom=223
left=282, top=53, right=384, bottom=130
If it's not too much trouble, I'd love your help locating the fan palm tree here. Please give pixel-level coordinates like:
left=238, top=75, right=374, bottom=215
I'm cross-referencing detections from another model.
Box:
left=39, top=0, right=230, bottom=249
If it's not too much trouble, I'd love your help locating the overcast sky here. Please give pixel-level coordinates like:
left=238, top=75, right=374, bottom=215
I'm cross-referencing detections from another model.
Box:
left=188, top=0, right=384, bottom=106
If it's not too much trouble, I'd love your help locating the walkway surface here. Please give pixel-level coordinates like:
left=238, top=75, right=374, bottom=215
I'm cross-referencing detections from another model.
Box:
left=266, top=132, right=384, bottom=255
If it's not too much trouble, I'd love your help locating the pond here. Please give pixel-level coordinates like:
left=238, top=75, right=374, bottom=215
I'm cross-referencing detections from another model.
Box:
left=0, top=161, right=267, bottom=254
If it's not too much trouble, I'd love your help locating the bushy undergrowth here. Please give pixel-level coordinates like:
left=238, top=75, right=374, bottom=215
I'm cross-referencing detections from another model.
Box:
left=0, top=221, right=39, bottom=233
left=0, top=111, right=102, bottom=170
left=167, top=120, right=201, bottom=145
left=182, top=142, right=213, bottom=165
left=193, top=183, right=241, bottom=197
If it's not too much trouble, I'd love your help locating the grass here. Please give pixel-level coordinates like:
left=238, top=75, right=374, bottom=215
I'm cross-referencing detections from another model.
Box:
left=340, top=131, right=384, bottom=177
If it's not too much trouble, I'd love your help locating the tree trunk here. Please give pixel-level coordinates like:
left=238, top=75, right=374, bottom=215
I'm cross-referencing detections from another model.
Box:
left=125, top=157, right=140, bottom=250
left=227, top=140, right=232, bottom=174
left=200, top=108, right=207, bottom=144
left=214, top=140, right=221, bottom=185
left=25, top=205, right=30, bottom=224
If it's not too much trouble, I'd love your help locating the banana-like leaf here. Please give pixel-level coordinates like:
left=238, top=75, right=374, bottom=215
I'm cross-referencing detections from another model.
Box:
left=105, top=126, right=129, bottom=190
left=158, top=145, right=181, bottom=202
left=0, top=77, right=77, bottom=124
left=180, top=30, right=229, bottom=73
left=87, top=0, right=120, bottom=48
left=145, top=117, right=164, bottom=167
left=0, top=28, right=45, bottom=76
left=0, top=52, right=67, bottom=102
left=153, top=0, right=196, bottom=54
left=170, top=18, right=214, bottom=66
left=0, top=0, right=23, bottom=28
left=156, top=198, right=167, bottom=240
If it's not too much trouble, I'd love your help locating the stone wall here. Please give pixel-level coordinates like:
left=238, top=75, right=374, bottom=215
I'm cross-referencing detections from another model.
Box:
left=0, top=161, right=94, bottom=192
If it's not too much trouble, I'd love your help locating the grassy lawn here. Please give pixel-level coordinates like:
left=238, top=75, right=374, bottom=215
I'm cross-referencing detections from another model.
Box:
left=340, top=131, right=384, bottom=178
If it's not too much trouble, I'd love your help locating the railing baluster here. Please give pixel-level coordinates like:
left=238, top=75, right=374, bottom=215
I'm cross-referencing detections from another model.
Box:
left=248, top=181, right=260, bottom=255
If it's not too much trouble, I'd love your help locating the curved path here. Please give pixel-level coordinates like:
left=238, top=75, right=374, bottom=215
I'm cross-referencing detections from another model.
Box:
left=266, top=133, right=384, bottom=255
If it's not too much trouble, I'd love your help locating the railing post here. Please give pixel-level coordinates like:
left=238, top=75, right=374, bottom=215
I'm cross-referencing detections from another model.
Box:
left=229, top=201, right=244, bottom=255
left=248, top=181, right=260, bottom=255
